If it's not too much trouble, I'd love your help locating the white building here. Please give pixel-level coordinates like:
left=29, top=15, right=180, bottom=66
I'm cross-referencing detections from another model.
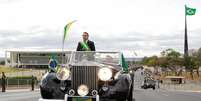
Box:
left=5, top=50, right=71, bottom=68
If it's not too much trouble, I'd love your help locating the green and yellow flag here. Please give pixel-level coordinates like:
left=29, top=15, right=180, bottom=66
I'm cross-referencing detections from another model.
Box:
left=185, top=5, right=196, bottom=16
left=63, top=20, right=76, bottom=41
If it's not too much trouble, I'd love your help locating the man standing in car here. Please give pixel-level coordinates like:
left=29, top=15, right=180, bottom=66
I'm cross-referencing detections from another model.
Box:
left=76, top=32, right=95, bottom=51
left=76, top=32, right=95, bottom=61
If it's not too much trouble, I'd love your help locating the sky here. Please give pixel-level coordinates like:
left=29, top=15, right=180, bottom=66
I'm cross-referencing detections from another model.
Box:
left=0, top=0, right=201, bottom=57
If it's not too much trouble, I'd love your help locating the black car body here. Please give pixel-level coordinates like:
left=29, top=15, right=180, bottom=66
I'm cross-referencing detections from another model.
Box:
left=39, top=51, right=135, bottom=101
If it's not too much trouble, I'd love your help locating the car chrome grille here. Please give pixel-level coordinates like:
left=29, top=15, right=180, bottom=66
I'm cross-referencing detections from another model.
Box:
left=71, top=66, right=98, bottom=94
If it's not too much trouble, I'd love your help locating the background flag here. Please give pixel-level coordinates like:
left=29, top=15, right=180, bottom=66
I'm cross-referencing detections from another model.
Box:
left=184, top=5, right=196, bottom=71
left=185, top=5, right=196, bottom=16
left=120, top=53, right=128, bottom=72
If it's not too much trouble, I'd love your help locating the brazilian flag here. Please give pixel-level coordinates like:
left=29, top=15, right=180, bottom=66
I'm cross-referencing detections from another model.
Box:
left=185, top=5, right=196, bottom=16
left=48, top=53, right=58, bottom=72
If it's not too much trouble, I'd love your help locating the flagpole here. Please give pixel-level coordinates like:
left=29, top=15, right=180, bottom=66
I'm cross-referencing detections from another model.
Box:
left=184, top=5, right=188, bottom=57
left=61, top=32, right=65, bottom=67
left=184, top=5, right=189, bottom=71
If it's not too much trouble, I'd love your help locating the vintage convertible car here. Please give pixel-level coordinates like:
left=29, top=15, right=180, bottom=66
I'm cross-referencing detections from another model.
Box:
left=39, top=51, right=135, bottom=101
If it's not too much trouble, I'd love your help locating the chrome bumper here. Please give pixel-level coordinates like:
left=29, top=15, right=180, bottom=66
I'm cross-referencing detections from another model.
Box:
left=39, top=94, right=99, bottom=101
left=39, top=98, right=63, bottom=101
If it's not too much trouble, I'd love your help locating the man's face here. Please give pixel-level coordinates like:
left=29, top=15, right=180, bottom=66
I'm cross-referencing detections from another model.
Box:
left=82, top=32, right=89, bottom=41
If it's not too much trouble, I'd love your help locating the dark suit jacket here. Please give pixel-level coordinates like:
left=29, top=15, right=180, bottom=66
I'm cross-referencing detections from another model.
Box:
left=76, top=40, right=96, bottom=51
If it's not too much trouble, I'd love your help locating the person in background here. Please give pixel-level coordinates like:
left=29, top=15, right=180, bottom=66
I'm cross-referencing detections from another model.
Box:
left=1, top=72, right=6, bottom=92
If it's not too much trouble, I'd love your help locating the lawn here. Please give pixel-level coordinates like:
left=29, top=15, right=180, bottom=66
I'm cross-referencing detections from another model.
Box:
left=0, top=65, right=28, bottom=73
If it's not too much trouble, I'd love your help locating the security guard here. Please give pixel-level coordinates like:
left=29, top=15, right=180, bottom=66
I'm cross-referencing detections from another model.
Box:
left=1, top=72, right=6, bottom=92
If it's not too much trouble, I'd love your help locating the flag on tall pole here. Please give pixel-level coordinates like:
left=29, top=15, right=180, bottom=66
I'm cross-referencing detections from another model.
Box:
left=185, top=5, right=196, bottom=16
left=184, top=5, right=196, bottom=57
left=184, top=5, right=196, bottom=69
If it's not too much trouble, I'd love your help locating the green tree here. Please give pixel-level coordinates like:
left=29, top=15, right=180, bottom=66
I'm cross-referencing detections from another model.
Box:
left=146, top=56, right=158, bottom=66
left=142, top=56, right=159, bottom=67
left=188, top=48, right=201, bottom=78
left=160, top=48, right=182, bottom=76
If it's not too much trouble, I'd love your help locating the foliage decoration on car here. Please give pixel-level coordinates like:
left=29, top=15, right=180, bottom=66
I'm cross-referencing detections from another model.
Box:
left=120, top=53, right=129, bottom=73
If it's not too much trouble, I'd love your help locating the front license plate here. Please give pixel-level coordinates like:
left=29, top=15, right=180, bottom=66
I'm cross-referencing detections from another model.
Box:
left=72, top=97, right=92, bottom=101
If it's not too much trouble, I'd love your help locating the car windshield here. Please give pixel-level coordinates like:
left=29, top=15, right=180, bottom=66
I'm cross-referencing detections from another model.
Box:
left=64, top=51, right=121, bottom=66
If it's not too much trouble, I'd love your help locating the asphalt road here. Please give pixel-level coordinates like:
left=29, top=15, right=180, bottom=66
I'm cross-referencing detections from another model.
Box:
left=0, top=69, right=200, bottom=101
left=0, top=90, right=40, bottom=101
left=1, top=89, right=201, bottom=101
left=134, top=68, right=201, bottom=101
left=135, top=88, right=201, bottom=101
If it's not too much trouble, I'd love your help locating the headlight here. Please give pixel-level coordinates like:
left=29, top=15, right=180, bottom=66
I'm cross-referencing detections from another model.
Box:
left=77, top=84, right=89, bottom=96
left=98, top=68, right=112, bottom=81
left=56, top=67, right=70, bottom=80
